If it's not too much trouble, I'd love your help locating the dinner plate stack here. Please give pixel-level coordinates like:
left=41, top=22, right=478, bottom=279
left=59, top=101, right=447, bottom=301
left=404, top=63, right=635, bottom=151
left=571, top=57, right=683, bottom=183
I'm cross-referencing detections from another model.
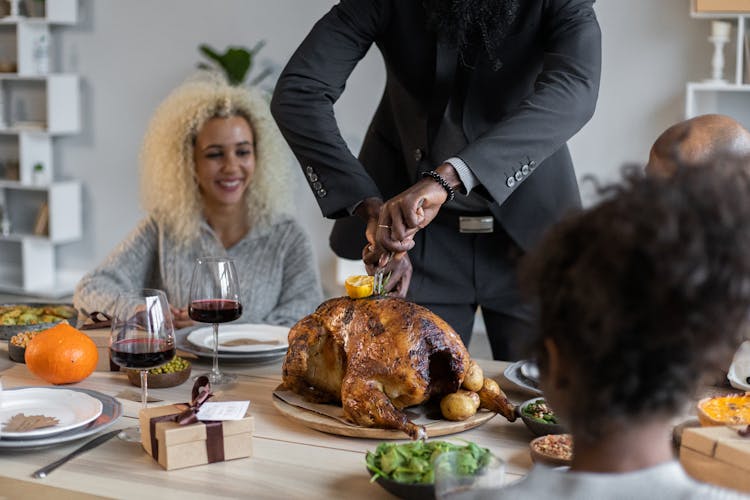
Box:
left=177, top=323, right=290, bottom=364
left=503, top=360, right=543, bottom=396
left=0, top=387, right=122, bottom=450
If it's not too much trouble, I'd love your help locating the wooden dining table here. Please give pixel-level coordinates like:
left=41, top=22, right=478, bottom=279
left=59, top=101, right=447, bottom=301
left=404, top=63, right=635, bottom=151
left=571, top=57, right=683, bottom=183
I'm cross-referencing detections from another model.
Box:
left=0, top=329, right=540, bottom=499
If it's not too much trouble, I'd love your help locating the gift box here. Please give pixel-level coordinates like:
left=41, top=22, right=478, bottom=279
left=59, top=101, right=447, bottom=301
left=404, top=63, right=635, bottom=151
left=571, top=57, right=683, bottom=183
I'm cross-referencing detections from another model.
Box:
left=138, top=378, right=254, bottom=470
left=79, top=329, right=114, bottom=372
left=695, top=0, right=750, bottom=12
left=679, top=425, right=750, bottom=493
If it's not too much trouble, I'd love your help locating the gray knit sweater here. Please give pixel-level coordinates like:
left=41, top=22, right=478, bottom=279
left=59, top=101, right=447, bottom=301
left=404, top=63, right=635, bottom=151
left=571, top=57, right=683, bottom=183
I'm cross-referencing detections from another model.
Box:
left=73, top=214, right=322, bottom=327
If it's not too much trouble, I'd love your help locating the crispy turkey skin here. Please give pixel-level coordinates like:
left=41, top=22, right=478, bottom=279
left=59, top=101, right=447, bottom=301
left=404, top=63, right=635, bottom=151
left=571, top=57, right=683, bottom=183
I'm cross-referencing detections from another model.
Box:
left=281, top=296, right=473, bottom=439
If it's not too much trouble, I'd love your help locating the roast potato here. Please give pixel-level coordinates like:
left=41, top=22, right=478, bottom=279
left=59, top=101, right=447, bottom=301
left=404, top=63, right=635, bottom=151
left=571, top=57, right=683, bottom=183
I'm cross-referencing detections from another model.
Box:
left=440, top=389, right=480, bottom=421
left=462, top=360, right=484, bottom=392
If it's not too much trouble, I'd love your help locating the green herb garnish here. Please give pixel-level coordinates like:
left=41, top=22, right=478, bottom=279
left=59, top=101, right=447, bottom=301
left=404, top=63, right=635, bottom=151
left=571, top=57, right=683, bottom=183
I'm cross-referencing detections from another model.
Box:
left=522, top=399, right=558, bottom=424
left=365, top=440, right=492, bottom=485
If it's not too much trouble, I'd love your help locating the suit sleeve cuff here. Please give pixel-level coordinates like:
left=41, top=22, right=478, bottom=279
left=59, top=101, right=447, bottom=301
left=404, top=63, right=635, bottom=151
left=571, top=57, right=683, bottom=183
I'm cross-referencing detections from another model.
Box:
left=445, top=157, right=478, bottom=193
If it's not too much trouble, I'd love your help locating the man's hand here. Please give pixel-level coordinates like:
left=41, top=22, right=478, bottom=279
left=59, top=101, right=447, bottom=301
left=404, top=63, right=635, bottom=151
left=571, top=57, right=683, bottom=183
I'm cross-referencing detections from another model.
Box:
left=362, top=244, right=413, bottom=298
left=376, top=163, right=462, bottom=253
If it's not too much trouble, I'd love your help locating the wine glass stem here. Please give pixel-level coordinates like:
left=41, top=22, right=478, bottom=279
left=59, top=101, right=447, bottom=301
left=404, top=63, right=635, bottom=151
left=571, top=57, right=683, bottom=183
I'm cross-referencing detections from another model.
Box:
left=140, top=369, right=148, bottom=411
left=212, top=322, right=221, bottom=377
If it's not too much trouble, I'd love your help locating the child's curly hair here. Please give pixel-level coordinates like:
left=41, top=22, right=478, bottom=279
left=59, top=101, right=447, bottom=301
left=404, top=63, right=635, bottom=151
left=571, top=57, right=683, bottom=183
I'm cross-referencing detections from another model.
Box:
left=140, top=73, right=293, bottom=245
left=522, top=161, right=750, bottom=441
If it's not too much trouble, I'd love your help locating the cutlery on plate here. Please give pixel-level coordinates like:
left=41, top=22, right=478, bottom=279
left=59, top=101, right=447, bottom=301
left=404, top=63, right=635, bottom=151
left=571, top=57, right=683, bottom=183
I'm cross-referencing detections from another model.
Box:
left=32, top=428, right=122, bottom=479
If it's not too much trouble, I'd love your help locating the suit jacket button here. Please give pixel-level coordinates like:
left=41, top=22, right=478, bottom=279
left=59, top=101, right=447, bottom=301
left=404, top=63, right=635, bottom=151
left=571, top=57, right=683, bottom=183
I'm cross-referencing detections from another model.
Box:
left=414, top=148, right=424, bottom=162
left=317, top=189, right=327, bottom=198
left=312, top=181, right=322, bottom=190
left=305, top=165, right=314, bottom=175
left=514, top=171, right=523, bottom=182
left=308, top=173, right=319, bottom=182
left=529, top=160, right=536, bottom=169
left=506, top=177, right=516, bottom=188
left=521, top=164, right=530, bottom=175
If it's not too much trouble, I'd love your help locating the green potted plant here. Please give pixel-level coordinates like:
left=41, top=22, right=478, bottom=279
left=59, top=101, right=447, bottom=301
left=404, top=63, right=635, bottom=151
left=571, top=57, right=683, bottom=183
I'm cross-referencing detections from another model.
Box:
left=196, top=41, right=272, bottom=87
left=32, top=162, right=44, bottom=184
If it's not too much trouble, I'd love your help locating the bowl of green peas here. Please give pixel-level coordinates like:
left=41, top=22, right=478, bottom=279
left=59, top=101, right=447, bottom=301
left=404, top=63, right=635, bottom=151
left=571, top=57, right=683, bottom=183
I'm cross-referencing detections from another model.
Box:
left=127, top=355, right=191, bottom=388
left=518, top=397, right=567, bottom=437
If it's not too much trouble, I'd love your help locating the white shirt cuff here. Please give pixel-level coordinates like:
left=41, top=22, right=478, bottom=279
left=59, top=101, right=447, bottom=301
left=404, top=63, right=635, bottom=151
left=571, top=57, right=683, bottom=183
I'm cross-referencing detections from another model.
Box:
left=445, top=157, right=478, bottom=193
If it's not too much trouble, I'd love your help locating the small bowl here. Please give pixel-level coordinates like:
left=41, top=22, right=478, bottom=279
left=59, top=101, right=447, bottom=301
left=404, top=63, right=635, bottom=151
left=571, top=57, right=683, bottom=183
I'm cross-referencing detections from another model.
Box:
left=697, top=392, right=750, bottom=426
left=8, top=340, right=26, bottom=363
left=518, top=397, right=566, bottom=437
left=126, top=365, right=192, bottom=389
left=367, top=468, right=434, bottom=500
left=529, top=434, right=573, bottom=467
left=7, top=330, right=43, bottom=363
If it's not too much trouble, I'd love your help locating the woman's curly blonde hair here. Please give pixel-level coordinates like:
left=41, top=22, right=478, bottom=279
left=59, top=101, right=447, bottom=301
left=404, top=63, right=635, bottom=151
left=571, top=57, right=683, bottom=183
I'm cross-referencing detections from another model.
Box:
left=140, top=73, right=293, bottom=245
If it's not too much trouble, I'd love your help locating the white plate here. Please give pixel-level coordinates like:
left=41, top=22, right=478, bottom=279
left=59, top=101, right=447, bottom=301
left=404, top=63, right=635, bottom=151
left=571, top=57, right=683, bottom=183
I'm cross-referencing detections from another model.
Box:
left=0, top=388, right=103, bottom=439
left=0, top=388, right=121, bottom=450
left=503, top=360, right=543, bottom=396
left=519, top=360, right=539, bottom=382
left=187, top=323, right=289, bottom=353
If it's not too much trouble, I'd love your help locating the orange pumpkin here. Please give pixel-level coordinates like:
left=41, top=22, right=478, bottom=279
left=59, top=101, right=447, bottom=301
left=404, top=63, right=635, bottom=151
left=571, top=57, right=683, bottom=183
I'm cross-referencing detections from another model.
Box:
left=25, top=323, right=98, bottom=385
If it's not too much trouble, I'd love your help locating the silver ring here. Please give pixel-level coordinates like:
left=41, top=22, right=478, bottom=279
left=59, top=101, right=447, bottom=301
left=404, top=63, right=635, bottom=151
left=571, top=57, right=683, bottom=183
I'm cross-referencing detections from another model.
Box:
left=377, top=225, right=391, bottom=229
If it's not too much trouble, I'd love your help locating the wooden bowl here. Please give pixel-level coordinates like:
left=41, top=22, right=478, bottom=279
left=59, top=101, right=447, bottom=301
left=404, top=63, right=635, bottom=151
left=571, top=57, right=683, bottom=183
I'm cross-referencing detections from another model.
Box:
left=518, top=397, right=567, bottom=437
left=697, top=392, right=750, bottom=426
left=126, top=366, right=191, bottom=389
left=529, top=434, right=573, bottom=467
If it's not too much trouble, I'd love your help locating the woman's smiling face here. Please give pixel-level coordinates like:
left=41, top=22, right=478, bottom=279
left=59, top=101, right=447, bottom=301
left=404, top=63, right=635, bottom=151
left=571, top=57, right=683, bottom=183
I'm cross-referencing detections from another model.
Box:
left=194, top=115, right=255, bottom=210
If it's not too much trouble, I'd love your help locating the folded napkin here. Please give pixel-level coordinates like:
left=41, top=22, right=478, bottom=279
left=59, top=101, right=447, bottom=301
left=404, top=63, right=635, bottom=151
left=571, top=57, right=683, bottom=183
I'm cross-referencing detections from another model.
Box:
left=78, top=311, right=112, bottom=330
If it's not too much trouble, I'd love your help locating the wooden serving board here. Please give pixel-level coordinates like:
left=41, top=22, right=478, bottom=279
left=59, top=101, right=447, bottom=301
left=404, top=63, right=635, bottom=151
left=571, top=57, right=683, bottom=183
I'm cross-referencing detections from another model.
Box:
left=272, top=394, right=496, bottom=439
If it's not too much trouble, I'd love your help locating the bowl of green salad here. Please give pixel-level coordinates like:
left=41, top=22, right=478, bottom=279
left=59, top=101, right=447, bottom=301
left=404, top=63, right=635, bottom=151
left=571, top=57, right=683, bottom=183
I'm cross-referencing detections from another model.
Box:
left=365, top=440, right=494, bottom=500
left=518, top=397, right=566, bottom=437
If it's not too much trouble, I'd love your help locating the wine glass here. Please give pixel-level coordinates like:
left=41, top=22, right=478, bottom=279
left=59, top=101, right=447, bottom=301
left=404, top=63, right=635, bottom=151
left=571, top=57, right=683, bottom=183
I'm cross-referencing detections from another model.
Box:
left=109, top=288, right=176, bottom=441
left=434, top=450, right=506, bottom=499
left=188, top=256, right=243, bottom=385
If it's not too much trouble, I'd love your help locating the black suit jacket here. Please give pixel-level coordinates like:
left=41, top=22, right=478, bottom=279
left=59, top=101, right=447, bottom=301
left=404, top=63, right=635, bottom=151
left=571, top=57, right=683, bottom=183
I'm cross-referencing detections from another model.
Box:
left=271, top=0, right=601, bottom=257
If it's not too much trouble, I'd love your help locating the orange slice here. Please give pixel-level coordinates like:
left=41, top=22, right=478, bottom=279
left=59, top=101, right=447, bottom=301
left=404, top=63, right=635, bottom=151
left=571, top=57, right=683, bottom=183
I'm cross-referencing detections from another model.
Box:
left=345, top=275, right=374, bottom=299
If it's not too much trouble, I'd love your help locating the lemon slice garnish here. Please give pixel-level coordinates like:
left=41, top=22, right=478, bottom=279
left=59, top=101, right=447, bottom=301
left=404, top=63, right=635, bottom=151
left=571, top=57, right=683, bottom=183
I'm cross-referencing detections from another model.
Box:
left=345, top=275, right=374, bottom=299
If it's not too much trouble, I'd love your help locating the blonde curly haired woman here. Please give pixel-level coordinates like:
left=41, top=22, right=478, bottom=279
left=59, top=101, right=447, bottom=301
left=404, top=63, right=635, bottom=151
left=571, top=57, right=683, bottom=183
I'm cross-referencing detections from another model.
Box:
left=74, top=76, right=322, bottom=328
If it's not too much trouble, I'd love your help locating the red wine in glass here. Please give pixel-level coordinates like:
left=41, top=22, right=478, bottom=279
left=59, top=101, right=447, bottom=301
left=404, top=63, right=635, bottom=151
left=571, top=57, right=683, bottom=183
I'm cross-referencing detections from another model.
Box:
left=188, top=257, right=242, bottom=385
left=108, top=288, right=175, bottom=442
left=188, top=299, right=243, bottom=324
left=110, top=339, right=176, bottom=369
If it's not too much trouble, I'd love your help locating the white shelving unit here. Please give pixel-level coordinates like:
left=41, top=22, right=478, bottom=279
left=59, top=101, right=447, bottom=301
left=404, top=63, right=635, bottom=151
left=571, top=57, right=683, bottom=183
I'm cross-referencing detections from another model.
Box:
left=687, top=2, right=750, bottom=124
left=0, top=0, right=81, bottom=297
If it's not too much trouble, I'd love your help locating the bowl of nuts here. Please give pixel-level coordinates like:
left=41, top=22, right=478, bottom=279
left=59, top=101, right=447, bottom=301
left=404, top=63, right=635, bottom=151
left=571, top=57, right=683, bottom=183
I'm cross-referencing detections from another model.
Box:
left=126, top=355, right=192, bottom=388
left=8, top=330, right=40, bottom=363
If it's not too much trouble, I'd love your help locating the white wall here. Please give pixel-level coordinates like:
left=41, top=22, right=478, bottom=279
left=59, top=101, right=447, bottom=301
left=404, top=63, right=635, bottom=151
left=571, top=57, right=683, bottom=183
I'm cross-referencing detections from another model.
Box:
left=52, top=0, right=714, bottom=295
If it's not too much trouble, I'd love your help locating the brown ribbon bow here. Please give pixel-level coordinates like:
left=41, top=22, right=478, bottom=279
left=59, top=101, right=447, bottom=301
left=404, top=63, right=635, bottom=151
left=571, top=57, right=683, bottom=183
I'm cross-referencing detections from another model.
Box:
left=149, top=376, right=224, bottom=464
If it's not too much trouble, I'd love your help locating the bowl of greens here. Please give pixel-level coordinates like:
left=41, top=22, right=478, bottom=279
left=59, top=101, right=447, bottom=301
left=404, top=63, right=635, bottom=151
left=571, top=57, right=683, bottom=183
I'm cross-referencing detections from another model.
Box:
left=518, top=397, right=566, bottom=437
left=365, top=440, right=494, bottom=500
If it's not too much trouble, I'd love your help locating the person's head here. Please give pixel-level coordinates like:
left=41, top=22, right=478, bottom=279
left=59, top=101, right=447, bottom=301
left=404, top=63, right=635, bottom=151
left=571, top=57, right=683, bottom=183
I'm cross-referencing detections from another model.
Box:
left=140, top=73, right=292, bottom=244
left=522, top=164, right=750, bottom=444
left=646, top=114, right=750, bottom=177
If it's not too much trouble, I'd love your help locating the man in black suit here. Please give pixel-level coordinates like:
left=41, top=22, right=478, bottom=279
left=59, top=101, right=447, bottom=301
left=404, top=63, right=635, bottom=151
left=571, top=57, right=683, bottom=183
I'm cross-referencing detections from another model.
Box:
left=271, top=0, right=601, bottom=360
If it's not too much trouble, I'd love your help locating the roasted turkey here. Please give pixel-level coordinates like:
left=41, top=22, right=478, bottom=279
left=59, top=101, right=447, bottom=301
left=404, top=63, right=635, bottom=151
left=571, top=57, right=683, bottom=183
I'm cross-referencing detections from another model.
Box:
left=281, top=296, right=516, bottom=439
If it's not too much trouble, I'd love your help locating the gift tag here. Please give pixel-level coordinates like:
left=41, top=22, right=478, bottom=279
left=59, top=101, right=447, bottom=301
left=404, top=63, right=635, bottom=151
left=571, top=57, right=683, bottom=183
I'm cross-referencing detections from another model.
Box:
left=196, top=401, right=249, bottom=421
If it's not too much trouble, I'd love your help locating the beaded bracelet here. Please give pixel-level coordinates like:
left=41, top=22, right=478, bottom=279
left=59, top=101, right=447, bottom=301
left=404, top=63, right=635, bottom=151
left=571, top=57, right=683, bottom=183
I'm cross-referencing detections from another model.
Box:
left=421, top=170, right=456, bottom=202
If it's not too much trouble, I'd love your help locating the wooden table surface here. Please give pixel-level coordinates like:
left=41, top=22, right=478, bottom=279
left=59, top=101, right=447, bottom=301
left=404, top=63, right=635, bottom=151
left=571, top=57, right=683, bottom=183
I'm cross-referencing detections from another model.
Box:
left=0, top=331, right=539, bottom=500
